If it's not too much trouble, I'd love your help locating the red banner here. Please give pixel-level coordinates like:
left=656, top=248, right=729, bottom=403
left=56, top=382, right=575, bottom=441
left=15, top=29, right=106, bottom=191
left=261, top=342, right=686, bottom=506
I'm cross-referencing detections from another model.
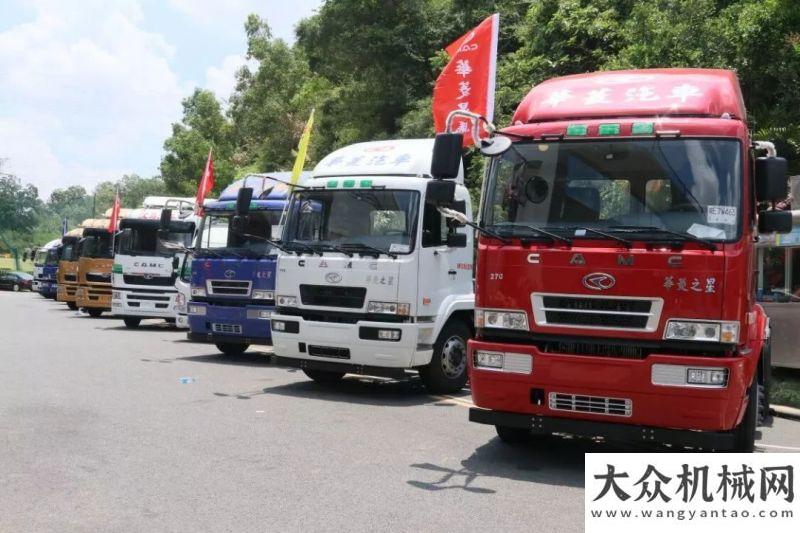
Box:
left=433, top=13, right=499, bottom=146
left=195, top=149, right=215, bottom=215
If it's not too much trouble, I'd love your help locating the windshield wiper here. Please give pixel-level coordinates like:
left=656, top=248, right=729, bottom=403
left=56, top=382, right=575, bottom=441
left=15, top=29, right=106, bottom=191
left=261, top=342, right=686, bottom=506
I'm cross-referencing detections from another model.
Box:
left=492, top=222, right=572, bottom=245
left=607, top=225, right=717, bottom=250
left=549, top=225, right=632, bottom=248
left=340, top=241, right=397, bottom=259
left=284, top=242, right=322, bottom=256
left=316, top=243, right=354, bottom=257
left=240, top=233, right=290, bottom=253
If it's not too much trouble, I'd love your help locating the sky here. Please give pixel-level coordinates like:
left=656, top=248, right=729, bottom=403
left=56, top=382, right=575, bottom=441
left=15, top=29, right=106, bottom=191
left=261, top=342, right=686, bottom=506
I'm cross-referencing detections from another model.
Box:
left=0, top=0, right=323, bottom=199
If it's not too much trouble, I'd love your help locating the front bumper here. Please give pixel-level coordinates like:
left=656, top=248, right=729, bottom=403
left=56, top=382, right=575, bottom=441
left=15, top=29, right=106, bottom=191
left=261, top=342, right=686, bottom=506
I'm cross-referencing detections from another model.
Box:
left=270, top=313, right=429, bottom=369
left=468, top=339, right=750, bottom=433
left=111, top=289, right=178, bottom=319
left=176, top=313, right=189, bottom=329
left=35, top=280, right=57, bottom=297
left=57, top=283, right=78, bottom=303
left=76, top=284, right=111, bottom=310
left=187, top=301, right=274, bottom=345
left=468, top=408, right=737, bottom=450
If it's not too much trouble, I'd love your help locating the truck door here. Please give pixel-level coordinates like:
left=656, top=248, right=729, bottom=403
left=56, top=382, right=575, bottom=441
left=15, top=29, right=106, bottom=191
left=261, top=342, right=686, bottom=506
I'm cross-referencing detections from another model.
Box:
left=416, top=190, right=473, bottom=324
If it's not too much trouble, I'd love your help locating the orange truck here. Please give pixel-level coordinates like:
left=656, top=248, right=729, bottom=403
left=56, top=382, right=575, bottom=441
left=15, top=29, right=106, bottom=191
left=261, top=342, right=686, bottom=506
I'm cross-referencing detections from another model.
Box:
left=58, top=220, right=109, bottom=310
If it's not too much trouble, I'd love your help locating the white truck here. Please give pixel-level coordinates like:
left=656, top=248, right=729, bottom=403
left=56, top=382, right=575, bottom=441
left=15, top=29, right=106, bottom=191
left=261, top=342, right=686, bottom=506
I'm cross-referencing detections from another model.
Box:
left=111, top=197, right=199, bottom=328
left=270, top=138, right=474, bottom=393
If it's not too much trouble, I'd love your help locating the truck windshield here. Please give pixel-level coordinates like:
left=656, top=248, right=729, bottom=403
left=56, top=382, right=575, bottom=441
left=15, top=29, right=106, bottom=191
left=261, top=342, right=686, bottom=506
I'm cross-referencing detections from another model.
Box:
left=61, top=241, right=78, bottom=261
left=45, top=248, right=60, bottom=265
left=195, top=210, right=282, bottom=258
left=81, top=234, right=113, bottom=259
left=483, top=139, right=742, bottom=242
left=119, top=225, right=194, bottom=256
left=284, top=189, right=419, bottom=255
left=34, top=249, right=48, bottom=265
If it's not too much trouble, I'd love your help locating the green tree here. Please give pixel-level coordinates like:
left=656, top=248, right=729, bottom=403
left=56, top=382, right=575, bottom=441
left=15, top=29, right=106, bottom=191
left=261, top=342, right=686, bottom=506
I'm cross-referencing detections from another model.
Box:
left=161, top=89, right=236, bottom=195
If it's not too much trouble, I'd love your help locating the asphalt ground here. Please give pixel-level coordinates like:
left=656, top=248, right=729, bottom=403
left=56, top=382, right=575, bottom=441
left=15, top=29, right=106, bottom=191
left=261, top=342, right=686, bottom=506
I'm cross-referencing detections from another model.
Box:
left=1, top=291, right=798, bottom=532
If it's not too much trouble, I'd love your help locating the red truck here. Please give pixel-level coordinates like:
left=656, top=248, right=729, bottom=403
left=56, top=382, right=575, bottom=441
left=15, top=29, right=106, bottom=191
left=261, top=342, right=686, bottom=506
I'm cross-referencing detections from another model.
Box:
left=443, top=68, right=792, bottom=452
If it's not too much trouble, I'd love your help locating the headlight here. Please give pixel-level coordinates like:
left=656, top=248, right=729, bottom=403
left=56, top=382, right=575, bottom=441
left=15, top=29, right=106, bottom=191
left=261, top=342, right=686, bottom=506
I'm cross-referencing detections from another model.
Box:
left=474, top=350, right=533, bottom=374
left=475, top=308, right=529, bottom=330
left=652, top=364, right=729, bottom=388
left=188, top=304, right=206, bottom=316
left=252, top=290, right=275, bottom=300
left=664, top=320, right=739, bottom=343
left=191, top=287, right=206, bottom=297
left=277, top=295, right=298, bottom=306
left=367, top=301, right=411, bottom=315
left=175, top=292, right=186, bottom=312
left=246, top=308, right=272, bottom=320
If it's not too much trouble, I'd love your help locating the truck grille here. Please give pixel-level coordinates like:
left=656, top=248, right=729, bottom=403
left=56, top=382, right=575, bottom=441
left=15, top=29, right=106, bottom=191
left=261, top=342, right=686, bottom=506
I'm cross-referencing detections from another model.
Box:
left=85, top=273, right=111, bottom=284
left=64, top=274, right=78, bottom=282
left=300, top=285, right=366, bottom=308
left=212, top=323, right=242, bottom=335
left=308, top=345, right=351, bottom=359
left=540, top=340, right=645, bottom=360
left=124, top=274, right=176, bottom=286
left=532, top=294, right=662, bottom=332
left=548, top=392, right=632, bottom=417
left=208, top=280, right=251, bottom=296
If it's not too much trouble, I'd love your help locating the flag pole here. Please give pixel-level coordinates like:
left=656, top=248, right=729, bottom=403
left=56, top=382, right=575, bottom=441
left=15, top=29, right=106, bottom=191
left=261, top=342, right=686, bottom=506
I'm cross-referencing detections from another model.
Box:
left=111, top=186, right=118, bottom=258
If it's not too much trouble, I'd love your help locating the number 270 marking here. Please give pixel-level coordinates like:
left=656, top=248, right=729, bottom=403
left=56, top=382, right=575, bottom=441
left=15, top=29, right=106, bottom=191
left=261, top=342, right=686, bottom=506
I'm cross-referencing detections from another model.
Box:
left=489, top=273, right=503, bottom=280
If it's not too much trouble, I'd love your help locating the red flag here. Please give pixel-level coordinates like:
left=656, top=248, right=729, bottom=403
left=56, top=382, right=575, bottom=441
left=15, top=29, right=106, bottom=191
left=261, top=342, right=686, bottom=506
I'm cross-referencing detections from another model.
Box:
left=196, top=149, right=215, bottom=214
left=433, top=14, right=499, bottom=147
left=108, top=190, right=121, bottom=233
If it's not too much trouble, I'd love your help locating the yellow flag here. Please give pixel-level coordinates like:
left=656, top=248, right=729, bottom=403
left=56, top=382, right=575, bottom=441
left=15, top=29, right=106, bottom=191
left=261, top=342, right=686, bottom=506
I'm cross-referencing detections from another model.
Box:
left=290, top=109, right=315, bottom=186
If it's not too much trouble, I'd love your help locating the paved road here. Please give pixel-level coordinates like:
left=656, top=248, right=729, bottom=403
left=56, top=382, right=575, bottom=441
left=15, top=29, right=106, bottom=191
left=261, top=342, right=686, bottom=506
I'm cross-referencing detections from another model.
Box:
left=1, top=292, right=798, bottom=532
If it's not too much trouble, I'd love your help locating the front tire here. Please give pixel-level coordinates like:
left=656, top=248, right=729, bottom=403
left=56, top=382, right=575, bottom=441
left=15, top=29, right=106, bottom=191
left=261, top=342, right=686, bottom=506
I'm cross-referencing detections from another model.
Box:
left=87, top=308, right=103, bottom=318
left=215, top=343, right=248, bottom=356
left=732, top=383, right=759, bottom=452
left=67, top=301, right=78, bottom=310
left=12, top=284, right=19, bottom=292
left=123, top=317, right=141, bottom=328
left=420, top=320, right=470, bottom=394
left=303, top=369, right=345, bottom=384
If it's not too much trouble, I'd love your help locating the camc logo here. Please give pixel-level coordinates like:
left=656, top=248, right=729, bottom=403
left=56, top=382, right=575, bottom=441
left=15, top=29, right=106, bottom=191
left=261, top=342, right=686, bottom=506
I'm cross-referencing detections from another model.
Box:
left=582, top=272, right=616, bottom=291
left=325, top=272, right=342, bottom=284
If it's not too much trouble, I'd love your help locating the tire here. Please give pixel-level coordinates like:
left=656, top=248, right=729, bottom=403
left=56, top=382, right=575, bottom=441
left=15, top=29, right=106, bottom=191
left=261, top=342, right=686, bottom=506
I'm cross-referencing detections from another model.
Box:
left=215, top=343, right=248, bottom=356
left=12, top=284, right=19, bottom=292
left=495, top=425, right=531, bottom=445
left=732, top=384, right=759, bottom=452
left=420, top=320, right=470, bottom=394
left=124, top=317, right=141, bottom=328
left=87, top=308, right=103, bottom=318
left=67, top=301, right=78, bottom=310
left=303, top=369, right=346, bottom=384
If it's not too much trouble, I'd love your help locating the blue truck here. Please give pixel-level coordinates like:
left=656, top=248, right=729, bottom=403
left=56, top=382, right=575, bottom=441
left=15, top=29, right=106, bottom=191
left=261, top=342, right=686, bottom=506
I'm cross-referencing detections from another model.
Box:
left=187, top=173, right=308, bottom=355
left=32, top=238, right=62, bottom=298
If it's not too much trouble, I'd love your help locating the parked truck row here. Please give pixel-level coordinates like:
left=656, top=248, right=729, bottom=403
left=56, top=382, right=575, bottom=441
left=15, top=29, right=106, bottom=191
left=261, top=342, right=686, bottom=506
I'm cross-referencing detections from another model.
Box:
left=29, top=68, right=793, bottom=453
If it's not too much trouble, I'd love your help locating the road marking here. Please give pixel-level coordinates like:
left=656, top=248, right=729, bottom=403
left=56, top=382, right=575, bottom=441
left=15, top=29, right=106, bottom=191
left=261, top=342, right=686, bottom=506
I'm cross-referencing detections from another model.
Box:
left=757, top=443, right=800, bottom=452
left=433, top=394, right=475, bottom=408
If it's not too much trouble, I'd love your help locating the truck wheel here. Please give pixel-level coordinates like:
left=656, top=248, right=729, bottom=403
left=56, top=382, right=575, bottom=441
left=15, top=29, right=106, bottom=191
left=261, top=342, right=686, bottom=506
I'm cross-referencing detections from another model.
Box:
left=303, top=369, right=345, bottom=384
left=124, top=317, right=141, bottom=328
left=495, top=425, right=531, bottom=445
left=67, top=301, right=78, bottom=310
left=420, top=320, right=470, bottom=394
left=12, top=284, right=19, bottom=292
left=215, top=343, right=248, bottom=356
left=732, top=384, right=758, bottom=452
left=758, top=339, right=772, bottom=425
left=87, top=308, right=103, bottom=318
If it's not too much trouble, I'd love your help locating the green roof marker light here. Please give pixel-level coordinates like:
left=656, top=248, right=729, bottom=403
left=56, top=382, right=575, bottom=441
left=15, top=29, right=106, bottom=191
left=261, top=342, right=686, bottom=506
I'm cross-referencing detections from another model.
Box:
left=631, top=122, right=655, bottom=135
left=566, top=124, right=588, bottom=136
left=326, top=180, right=338, bottom=189
left=598, top=124, right=621, bottom=136
left=343, top=179, right=356, bottom=188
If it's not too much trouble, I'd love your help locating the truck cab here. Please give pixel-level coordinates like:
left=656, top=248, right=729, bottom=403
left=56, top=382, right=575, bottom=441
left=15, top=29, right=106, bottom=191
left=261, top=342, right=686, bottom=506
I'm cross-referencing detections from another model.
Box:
left=33, top=238, right=62, bottom=298
left=111, top=202, right=198, bottom=328
left=462, top=69, right=792, bottom=451
left=270, top=139, right=474, bottom=393
left=57, top=228, right=85, bottom=309
left=76, top=226, right=116, bottom=317
left=187, top=173, right=303, bottom=355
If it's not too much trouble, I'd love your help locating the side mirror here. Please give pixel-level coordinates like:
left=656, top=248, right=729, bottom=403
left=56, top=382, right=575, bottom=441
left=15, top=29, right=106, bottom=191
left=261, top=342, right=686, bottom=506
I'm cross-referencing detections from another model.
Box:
left=479, top=135, right=512, bottom=157
left=426, top=180, right=456, bottom=206
left=431, top=133, right=463, bottom=179
left=755, top=157, right=788, bottom=202
left=172, top=256, right=180, bottom=270
left=758, top=210, right=792, bottom=234
left=22, top=251, right=28, bottom=262
left=446, top=232, right=467, bottom=248
left=159, top=209, right=172, bottom=231
left=236, top=187, right=254, bottom=216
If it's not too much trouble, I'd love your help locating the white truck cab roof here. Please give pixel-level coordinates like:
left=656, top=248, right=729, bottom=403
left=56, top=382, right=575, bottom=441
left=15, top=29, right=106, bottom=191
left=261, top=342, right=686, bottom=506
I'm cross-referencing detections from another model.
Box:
left=312, top=139, right=464, bottom=185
